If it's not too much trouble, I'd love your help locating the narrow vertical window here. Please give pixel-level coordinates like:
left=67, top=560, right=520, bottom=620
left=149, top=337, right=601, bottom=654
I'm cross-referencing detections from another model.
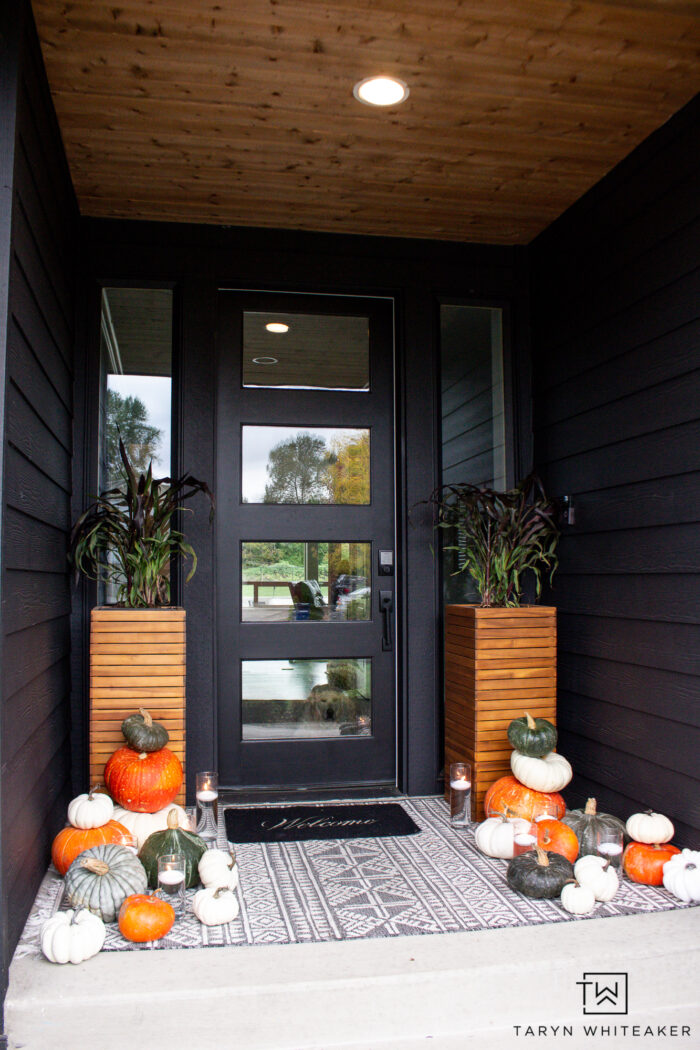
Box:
left=440, top=304, right=506, bottom=602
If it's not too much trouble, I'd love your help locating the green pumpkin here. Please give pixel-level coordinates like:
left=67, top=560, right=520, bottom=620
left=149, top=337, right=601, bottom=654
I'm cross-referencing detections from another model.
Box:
left=507, top=712, right=557, bottom=758
left=507, top=846, right=574, bottom=898
left=139, top=808, right=207, bottom=888
left=121, top=707, right=170, bottom=752
left=561, top=797, right=627, bottom=857
left=65, top=843, right=148, bottom=922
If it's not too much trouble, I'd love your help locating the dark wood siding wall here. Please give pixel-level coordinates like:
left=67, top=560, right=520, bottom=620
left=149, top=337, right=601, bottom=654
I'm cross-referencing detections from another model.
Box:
left=0, top=0, right=78, bottom=1011
left=530, top=96, right=700, bottom=848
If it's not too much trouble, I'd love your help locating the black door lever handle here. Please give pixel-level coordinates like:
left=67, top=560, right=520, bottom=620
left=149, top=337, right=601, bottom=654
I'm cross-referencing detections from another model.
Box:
left=379, top=591, right=393, bottom=652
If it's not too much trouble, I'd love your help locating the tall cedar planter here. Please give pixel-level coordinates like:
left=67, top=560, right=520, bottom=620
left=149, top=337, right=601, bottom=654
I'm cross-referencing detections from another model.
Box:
left=444, top=605, right=557, bottom=820
left=89, top=607, right=186, bottom=805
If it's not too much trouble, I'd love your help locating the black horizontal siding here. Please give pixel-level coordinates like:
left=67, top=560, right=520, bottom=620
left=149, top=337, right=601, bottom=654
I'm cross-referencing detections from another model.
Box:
left=0, top=0, right=77, bottom=1011
left=531, top=95, right=700, bottom=848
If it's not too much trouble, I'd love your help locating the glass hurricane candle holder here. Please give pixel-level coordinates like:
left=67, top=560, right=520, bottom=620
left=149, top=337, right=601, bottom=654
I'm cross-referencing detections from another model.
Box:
left=449, top=762, right=472, bottom=826
left=513, top=827, right=538, bottom=856
left=532, top=800, right=561, bottom=824
left=196, top=771, right=219, bottom=842
left=596, top=827, right=624, bottom=872
left=157, top=853, right=186, bottom=917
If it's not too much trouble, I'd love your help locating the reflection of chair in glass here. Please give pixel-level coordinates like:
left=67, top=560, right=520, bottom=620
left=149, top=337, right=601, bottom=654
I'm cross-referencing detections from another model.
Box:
left=289, top=580, right=325, bottom=620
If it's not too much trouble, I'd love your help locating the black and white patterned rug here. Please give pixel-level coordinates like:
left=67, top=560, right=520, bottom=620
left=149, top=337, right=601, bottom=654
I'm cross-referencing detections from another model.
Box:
left=14, top=797, right=693, bottom=957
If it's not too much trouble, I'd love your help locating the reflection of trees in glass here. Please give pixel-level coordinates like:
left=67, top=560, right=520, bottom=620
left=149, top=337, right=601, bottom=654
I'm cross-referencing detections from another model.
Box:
left=263, top=433, right=334, bottom=504
left=326, top=432, right=370, bottom=504
left=106, top=389, right=162, bottom=484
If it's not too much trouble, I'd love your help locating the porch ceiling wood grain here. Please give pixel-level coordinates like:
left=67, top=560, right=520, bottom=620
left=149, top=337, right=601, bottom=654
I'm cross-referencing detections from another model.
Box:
left=32, top=0, right=700, bottom=244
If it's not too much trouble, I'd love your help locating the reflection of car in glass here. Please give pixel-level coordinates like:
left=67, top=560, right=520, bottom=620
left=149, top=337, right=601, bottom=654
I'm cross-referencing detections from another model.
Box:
left=331, top=574, right=367, bottom=607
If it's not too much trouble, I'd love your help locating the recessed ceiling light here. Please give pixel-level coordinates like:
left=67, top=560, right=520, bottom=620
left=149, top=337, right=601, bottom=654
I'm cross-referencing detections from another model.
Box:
left=252, top=356, right=278, bottom=365
left=353, top=75, right=409, bottom=107
left=265, top=322, right=289, bottom=333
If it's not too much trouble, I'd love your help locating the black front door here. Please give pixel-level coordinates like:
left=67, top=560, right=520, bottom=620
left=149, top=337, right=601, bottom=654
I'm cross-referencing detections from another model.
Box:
left=216, top=291, right=396, bottom=790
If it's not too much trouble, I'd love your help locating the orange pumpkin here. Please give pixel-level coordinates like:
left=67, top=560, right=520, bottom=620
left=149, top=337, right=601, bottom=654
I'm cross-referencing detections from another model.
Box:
left=484, top=776, right=566, bottom=822
left=51, top=820, right=131, bottom=876
left=104, top=746, right=183, bottom=813
left=536, top=819, right=579, bottom=863
left=623, top=841, right=680, bottom=886
left=118, top=893, right=175, bottom=942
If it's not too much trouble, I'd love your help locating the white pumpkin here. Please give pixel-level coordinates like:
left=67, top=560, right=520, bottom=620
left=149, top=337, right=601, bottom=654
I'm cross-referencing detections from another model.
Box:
left=510, top=750, right=573, bottom=793
left=40, top=909, right=106, bottom=964
left=560, top=881, right=596, bottom=915
left=67, top=790, right=114, bottom=830
left=625, top=810, right=674, bottom=845
left=662, top=849, right=700, bottom=903
left=198, top=849, right=239, bottom=890
left=193, top=885, right=240, bottom=926
left=574, top=855, right=619, bottom=902
left=112, top=804, right=188, bottom=849
left=474, top=815, right=532, bottom=859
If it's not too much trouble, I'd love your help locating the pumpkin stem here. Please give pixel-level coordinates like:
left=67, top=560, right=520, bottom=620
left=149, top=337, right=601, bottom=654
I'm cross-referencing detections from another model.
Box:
left=139, top=707, right=153, bottom=727
left=541, top=830, right=552, bottom=846
left=81, top=858, right=110, bottom=876
left=138, top=752, right=148, bottom=761
left=584, top=798, right=598, bottom=815
left=535, top=846, right=550, bottom=867
left=87, top=784, right=102, bottom=800
left=525, top=712, right=536, bottom=730
left=213, top=886, right=232, bottom=899
left=226, top=850, right=236, bottom=869
left=166, top=808, right=180, bottom=830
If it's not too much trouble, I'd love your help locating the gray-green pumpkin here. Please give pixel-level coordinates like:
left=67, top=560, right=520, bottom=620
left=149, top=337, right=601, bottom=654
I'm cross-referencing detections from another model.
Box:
left=64, top=843, right=148, bottom=922
left=121, top=707, right=169, bottom=752
left=561, top=797, right=627, bottom=857
left=506, top=846, right=574, bottom=899
left=507, top=712, right=557, bottom=758
left=139, top=808, right=207, bottom=888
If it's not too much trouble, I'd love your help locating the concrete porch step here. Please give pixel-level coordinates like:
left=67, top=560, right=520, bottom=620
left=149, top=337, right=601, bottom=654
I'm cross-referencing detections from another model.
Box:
left=6, top=908, right=699, bottom=1050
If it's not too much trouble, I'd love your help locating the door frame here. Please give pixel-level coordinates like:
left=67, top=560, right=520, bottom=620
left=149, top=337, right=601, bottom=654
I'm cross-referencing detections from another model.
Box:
left=214, top=287, right=400, bottom=792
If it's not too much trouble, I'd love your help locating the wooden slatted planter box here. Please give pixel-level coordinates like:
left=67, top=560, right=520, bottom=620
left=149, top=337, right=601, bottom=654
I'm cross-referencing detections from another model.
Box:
left=89, top=607, right=186, bottom=805
left=444, top=605, right=556, bottom=821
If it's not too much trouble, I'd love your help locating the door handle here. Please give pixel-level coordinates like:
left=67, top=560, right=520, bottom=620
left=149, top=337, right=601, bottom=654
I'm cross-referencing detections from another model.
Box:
left=379, top=591, right=393, bottom=652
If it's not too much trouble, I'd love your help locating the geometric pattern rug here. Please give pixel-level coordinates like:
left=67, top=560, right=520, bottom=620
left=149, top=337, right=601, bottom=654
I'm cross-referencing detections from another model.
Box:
left=14, top=796, right=695, bottom=958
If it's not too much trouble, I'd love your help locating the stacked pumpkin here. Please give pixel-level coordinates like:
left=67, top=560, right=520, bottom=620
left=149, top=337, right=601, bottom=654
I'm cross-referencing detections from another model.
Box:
left=44, top=709, right=241, bottom=964
left=475, top=713, right=575, bottom=862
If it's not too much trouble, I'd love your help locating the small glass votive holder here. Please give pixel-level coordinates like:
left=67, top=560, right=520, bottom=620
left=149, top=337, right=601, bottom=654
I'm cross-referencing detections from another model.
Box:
left=157, top=853, right=186, bottom=917
left=513, top=830, right=538, bottom=857
left=449, top=762, right=472, bottom=826
left=114, top=829, right=139, bottom=855
left=184, top=806, right=198, bottom=833
left=532, top=800, right=561, bottom=824
left=596, top=828, right=624, bottom=872
left=196, top=771, right=219, bottom=842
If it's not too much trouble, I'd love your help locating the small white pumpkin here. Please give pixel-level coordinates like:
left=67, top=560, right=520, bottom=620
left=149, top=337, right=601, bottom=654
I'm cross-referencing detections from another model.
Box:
left=574, top=855, right=618, bottom=902
left=40, top=909, right=106, bottom=964
left=662, top=849, right=700, bottom=903
left=510, top=750, right=573, bottom=793
left=474, top=815, right=532, bottom=859
left=560, top=881, right=596, bottom=915
left=112, top=803, right=188, bottom=849
left=198, top=849, right=239, bottom=890
left=193, top=885, right=240, bottom=926
left=67, top=789, right=114, bottom=830
left=625, top=810, right=674, bottom=845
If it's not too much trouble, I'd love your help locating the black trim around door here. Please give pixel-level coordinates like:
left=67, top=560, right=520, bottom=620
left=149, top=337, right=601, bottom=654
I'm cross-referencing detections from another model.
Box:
left=215, top=291, right=397, bottom=790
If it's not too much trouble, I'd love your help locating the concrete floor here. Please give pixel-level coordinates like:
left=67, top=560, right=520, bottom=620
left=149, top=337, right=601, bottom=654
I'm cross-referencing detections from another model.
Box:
left=6, top=905, right=699, bottom=1050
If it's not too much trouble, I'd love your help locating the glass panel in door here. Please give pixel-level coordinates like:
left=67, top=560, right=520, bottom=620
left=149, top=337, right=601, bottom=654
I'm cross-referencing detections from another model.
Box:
left=216, top=292, right=395, bottom=790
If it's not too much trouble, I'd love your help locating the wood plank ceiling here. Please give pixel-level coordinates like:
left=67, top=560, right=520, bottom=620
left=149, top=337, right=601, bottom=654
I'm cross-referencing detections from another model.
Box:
left=32, top=0, right=700, bottom=244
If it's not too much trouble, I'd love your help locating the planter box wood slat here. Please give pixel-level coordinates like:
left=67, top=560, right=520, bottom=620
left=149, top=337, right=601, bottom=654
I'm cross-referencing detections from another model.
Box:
left=444, top=605, right=557, bottom=820
left=89, top=607, right=186, bottom=805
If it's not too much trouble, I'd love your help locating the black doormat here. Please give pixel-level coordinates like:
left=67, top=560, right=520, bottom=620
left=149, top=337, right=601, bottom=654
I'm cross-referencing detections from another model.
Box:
left=225, top=802, right=420, bottom=843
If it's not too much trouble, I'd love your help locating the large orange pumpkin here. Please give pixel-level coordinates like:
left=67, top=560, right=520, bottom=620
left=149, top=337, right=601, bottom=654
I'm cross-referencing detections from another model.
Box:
left=51, top=820, right=131, bottom=876
left=104, top=746, right=183, bottom=813
left=623, top=841, right=680, bottom=886
left=118, top=893, right=175, bottom=942
left=536, top=819, right=579, bottom=863
left=484, top=776, right=566, bottom=822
